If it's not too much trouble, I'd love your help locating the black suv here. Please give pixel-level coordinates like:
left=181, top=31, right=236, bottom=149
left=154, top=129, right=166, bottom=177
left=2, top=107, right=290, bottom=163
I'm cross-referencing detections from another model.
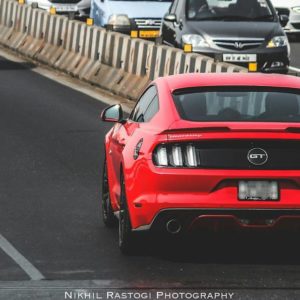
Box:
left=160, top=0, right=290, bottom=73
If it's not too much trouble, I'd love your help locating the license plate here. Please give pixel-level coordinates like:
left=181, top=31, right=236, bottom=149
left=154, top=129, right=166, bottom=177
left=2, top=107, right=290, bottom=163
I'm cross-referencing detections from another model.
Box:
left=223, top=54, right=257, bottom=62
left=139, top=30, right=160, bottom=38
left=238, top=181, right=279, bottom=201
left=55, top=5, right=77, bottom=12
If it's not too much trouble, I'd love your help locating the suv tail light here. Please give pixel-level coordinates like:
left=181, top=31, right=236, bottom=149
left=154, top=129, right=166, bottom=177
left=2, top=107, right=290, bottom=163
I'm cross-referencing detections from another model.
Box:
left=153, top=144, right=200, bottom=168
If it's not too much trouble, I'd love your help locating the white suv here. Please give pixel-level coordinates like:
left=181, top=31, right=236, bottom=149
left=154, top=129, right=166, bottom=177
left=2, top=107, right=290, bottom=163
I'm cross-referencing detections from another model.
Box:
left=272, top=0, right=300, bottom=35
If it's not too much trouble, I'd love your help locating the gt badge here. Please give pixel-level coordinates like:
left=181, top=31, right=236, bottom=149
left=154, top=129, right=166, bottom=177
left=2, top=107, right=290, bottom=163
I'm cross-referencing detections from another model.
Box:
left=247, top=148, right=268, bottom=166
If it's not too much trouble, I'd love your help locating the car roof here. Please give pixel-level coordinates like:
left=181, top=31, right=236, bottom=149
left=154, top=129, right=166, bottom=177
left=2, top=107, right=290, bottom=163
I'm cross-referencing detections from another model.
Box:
left=156, top=73, right=300, bottom=92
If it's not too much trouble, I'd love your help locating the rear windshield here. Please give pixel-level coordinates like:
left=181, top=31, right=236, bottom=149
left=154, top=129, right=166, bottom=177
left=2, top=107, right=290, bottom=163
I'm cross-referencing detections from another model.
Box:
left=172, top=87, right=300, bottom=122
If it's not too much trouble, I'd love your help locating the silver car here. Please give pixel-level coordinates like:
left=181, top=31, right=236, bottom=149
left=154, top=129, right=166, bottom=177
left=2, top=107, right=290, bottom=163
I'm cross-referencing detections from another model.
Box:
left=26, top=0, right=91, bottom=17
left=272, top=0, right=300, bottom=35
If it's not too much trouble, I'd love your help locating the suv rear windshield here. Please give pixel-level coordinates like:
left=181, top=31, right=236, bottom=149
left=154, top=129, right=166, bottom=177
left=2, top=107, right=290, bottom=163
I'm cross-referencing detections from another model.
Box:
left=187, top=0, right=274, bottom=21
left=172, top=87, right=300, bottom=122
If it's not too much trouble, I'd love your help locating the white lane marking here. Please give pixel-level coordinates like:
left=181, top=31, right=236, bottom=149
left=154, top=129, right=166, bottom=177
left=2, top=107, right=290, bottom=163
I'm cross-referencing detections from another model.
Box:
left=0, top=233, right=45, bottom=281
left=289, top=66, right=300, bottom=73
left=0, top=47, right=134, bottom=113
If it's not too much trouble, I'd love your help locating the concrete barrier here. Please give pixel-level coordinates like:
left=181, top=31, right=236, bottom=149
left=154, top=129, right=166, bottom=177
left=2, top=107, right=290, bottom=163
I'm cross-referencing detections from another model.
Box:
left=37, top=15, right=69, bottom=66
left=0, top=0, right=247, bottom=100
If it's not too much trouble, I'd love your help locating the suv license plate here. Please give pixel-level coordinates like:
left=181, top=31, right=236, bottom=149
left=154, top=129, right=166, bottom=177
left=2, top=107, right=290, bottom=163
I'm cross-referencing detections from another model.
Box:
left=238, top=181, right=279, bottom=201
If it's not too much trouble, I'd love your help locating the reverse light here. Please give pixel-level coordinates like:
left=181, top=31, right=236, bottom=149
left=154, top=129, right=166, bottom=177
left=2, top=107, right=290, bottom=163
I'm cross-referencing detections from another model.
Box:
left=171, top=146, right=183, bottom=167
left=186, top=145, right=198, bottom=167
left=156, top=145, right=168, bottom=166
left=267, top=36, right=288, bottom=48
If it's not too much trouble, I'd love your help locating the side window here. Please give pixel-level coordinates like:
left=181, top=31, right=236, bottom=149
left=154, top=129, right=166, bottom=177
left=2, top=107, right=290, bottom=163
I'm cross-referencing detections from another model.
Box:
left=144, top=96, right=159, bottom=122
left=130, top=86, right=159, bottom=123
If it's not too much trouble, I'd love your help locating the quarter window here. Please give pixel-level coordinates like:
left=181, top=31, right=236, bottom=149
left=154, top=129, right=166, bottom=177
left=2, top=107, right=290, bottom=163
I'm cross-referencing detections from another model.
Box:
left=144, top=96, right=159, bottom=122
left=130, top=86, right=159, bottom=123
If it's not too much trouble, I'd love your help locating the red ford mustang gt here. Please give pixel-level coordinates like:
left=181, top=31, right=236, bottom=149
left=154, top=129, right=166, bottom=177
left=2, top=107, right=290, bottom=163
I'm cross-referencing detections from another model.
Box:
left=101, top=73, right=300, bottom=254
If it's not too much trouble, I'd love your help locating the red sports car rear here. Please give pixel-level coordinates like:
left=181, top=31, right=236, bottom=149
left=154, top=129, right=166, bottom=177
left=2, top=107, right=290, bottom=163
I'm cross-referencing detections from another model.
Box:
left=101, top=73, right=300, bottom=254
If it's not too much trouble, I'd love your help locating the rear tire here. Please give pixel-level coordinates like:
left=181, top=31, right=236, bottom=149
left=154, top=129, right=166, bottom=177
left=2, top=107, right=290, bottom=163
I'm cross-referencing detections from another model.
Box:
left=119, top=172, right=139, bottom=255
left=101, top=158, right=117, bottom=227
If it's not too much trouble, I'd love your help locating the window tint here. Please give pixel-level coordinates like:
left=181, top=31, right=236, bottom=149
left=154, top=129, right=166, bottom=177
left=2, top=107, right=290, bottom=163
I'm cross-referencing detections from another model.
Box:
left=144, top=96, right=159, bottom=122
left=172, top=87, right=300, bottom=122
left=131, top=86, right=159, bottom=122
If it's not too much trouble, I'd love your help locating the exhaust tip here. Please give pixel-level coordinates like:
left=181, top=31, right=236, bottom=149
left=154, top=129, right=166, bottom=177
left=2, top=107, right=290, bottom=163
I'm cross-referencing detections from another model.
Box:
left=166, top=219, right=182, bottom=234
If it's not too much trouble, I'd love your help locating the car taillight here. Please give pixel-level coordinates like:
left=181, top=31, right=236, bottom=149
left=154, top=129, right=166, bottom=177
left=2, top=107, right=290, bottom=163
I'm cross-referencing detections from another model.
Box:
left=171, top=146, right=183, bottom=167
left=186, top=144, right=198, bottom=167
left=155, top=145, right=169, bottom=166
left=153, top=144, right=200, bottom=168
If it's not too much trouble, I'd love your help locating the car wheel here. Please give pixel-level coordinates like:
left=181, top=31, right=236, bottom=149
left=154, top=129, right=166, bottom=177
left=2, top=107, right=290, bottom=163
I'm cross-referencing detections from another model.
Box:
left=101, top=158, right=117, bottom=227
left=119, top=172, right=138, bottom=255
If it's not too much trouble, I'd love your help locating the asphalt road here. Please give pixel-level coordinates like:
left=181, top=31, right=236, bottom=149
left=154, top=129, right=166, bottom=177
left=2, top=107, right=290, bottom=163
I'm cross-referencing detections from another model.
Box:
left=1, top=49, right=300, bottom=299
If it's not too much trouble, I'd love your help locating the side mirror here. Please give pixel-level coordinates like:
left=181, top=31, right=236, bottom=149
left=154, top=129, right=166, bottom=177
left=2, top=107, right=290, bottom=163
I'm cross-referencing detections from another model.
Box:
left=279, top=14, right=289, bottom=27
left=164, top=13, right=177, bottom=23
left=101, top=104, right=124, bottom=123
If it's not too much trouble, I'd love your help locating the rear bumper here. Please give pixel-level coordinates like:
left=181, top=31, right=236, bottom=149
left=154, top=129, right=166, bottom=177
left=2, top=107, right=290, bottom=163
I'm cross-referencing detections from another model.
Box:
left=127, top=163, right=300, bottom=230
left=133, top=209, right=300, bottom=232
